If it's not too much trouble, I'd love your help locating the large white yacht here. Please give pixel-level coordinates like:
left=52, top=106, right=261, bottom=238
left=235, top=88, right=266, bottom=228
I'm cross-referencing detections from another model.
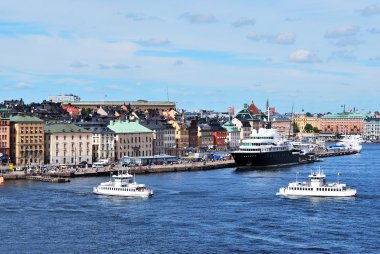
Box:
left=336, top=135, right=363, bottom=153
left=231, top=128, right=300, bottom=168
left=93, top=170, right=154, bottom=198
left=277, top=167, right=357, bottom=197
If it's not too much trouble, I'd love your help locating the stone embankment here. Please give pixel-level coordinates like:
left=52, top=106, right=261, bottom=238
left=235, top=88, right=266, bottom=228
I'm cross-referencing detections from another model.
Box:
left=74, top=160, right=236, bottom=177
left=1, top=160, right=236, bottom=180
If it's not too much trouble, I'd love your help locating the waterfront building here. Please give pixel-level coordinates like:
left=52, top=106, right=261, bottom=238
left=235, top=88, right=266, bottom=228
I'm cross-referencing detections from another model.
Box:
left=75, top=120, right=115, bottom=162
left=44, top=124, right=93, bottom=165
left=271, top=115, right=292, bottom=136
left=0, top=108, right=10, bottom=159
left=62, top=100, right=176, bottom=114
left=234, top=104, right=262, bottom=131
left=222, top=119, right=240, bottom=149
left=140, top=118, right=176, bottom=156
left=10, top=115, right=44, bottom=166
left=187, top=118, right=199, bottom=151
left=293, top=114, right=321, bottom=133
left=169, top=119, right=189, bottom=156
left=108, top=120, right=153, bottom=161
left=321, top=112, right=369, bottom=135
left=210, top=124, right=227, bottom=150
left=48, top=94, right=80, bottom=103
left=232, top=118, right=251, bottom=144
left=363, top=118, right=380, bottom=140
left=198, top=124, right=214, bottom=151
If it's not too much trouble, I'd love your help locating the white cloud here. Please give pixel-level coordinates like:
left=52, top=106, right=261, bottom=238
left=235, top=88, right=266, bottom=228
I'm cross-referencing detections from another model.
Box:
left=247, top=32, right=295, bottom=44
left=289, top=49, right=319, bottom=63
left=137, top=37, right=170, bottom=46
left=268, top=32, right=295, bottom=45
left=331, top=39, right=364, bottom=47
left=70, top=61, right=89, bottom=68
left=125, top=13, right=160, bottom=21
left=357, top=4, right=380, bottom=16
left=16, top=82, right=32, bottom=89
left=232, top=17, right=255, bottom=28
left=325, top=26, right=360, bottom=38
left=113, top=64, right=129, bottom=70
left=180, top=13, right=216, bottom=24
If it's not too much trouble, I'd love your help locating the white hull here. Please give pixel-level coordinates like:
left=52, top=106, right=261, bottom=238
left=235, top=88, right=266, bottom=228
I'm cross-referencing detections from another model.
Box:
left=93, top=187, right=153, bottom=198
left=277, top=188, right=356, bottom=197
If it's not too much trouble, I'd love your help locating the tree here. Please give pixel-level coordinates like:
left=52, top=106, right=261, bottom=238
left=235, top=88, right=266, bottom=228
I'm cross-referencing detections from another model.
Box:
left=304, top=123, right=313, bottom=133
left=305, top=112, right=312, bottom=117
left=81, top=108, right=92, bottom=117
left=312, top=127, right=320, bottom=133
left=293, top=122, right=300, bottom=133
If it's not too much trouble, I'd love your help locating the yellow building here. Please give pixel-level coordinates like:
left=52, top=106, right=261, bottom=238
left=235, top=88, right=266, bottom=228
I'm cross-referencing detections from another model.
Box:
left=293, top=114, right=321, bottom=133
left=10, top=116, right=44, bottom=166
left=168, top=119, right=189, bottom=156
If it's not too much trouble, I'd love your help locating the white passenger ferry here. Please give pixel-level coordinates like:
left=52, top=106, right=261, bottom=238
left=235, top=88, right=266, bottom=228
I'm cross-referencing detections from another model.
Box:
left=93, top=170, right=153, bottom=198
left=336, top=135, right=363, bottom=153
left=277, top=167, right=357, bottom=197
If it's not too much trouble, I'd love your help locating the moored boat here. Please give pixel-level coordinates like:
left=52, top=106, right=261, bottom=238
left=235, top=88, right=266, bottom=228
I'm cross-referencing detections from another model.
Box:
left=231, top=128, right=300, bottom=169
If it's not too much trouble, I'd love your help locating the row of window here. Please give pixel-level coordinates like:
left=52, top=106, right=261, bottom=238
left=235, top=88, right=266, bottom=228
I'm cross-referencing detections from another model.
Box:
left=0, top=127, right=8, bottom=133
left=100, top=187, right=137, bottom=192
left=289, top=187, right=344, bottom=191
left=120, top=136, right=152, bottom=144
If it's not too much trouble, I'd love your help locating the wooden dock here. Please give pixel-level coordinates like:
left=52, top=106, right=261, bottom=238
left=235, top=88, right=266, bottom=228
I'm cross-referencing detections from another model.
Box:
left=26, top=176, right=71, bottom=183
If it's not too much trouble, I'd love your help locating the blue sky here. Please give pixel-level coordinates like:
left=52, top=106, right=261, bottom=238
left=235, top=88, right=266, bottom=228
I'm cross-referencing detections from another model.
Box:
left=0, top=0, right=379, bottom=113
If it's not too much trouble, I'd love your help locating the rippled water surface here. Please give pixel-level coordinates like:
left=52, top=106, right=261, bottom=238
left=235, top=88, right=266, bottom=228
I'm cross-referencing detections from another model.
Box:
left=1, top=144, right=380, bottom=253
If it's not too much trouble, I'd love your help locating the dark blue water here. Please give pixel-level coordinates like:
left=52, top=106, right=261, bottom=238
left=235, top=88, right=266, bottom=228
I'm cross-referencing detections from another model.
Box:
left=1, top=144, right=380, bottom=253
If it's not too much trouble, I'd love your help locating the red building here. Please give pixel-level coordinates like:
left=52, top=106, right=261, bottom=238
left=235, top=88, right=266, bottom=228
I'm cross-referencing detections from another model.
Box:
left=211, top=125, right=227, bottom=149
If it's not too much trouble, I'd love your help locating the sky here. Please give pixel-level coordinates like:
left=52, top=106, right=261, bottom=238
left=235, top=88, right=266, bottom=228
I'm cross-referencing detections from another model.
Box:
left=0, top=0, right=379, bottom=114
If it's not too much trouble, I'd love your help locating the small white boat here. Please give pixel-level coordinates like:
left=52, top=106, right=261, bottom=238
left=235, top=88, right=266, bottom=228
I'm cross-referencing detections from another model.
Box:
left=277, top=167, right=357, bottom=197
left=93, top=169, right=153, bottom=198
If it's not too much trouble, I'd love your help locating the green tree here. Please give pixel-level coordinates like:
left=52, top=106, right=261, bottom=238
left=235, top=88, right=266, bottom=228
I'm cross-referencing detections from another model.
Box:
left=312, top=127, right=320, bottom=133
left=293, top=122, right=300, bottom=133
left=304, top=123, right=313, bottom=133
left=305, top=112, right=312, bottom=117
left=81, top=108, right=92, bottom=117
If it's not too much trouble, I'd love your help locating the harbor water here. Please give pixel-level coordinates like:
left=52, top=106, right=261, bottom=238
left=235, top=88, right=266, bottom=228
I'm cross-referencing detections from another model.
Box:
left=1, top=144, right=379, bottom=253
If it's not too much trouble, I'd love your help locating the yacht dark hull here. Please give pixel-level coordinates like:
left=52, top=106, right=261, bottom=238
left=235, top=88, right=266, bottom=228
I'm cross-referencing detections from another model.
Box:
left=231, top=150, right=300, bottom=169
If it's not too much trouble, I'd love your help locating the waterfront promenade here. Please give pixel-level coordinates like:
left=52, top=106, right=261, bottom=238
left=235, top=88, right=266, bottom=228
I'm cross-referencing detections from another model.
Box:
left=1, top=159, right=236, bottom=180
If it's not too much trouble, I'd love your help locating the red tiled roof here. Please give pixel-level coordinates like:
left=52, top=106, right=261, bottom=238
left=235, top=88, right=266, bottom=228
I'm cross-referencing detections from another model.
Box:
left=248, top=101, right=260, bottom=115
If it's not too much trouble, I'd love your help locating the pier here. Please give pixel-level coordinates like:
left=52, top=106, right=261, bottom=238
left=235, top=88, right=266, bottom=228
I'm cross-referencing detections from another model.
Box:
left=26, top=176, right=71, bottom=183
left=73, top=160, right=236, bottom=177
left=316, top=150, right=358, bottom=158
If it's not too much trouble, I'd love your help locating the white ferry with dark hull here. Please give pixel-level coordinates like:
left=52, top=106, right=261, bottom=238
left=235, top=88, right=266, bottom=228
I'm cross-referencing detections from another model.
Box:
left=232, top=128, right=300, bottom=169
